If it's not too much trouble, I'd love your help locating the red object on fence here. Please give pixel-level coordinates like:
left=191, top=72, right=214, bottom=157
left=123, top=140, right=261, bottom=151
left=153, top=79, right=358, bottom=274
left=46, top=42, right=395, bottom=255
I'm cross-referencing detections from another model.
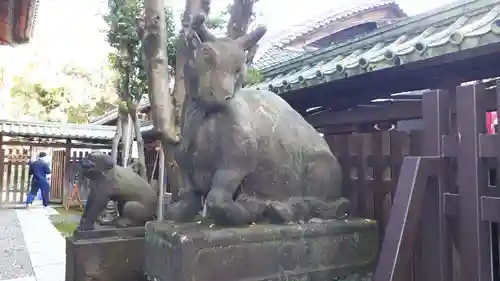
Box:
left=487, top=112, right=497, bottom=134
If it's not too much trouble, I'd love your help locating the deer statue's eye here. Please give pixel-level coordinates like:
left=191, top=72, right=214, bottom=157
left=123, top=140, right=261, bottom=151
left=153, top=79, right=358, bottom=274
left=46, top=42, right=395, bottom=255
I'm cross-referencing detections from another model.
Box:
left=203, top=52, right=214, bottom=64
left=235, top=67, right=241, bottom=74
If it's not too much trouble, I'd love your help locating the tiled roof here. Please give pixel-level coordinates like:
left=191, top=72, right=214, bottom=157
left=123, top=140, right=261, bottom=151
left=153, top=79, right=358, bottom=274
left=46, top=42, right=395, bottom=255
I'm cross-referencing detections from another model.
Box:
left=250, top=0, right=500, bottom=94
left=274, top=0, right=401, bottom=48
left=253, top=0, right=404, bottom=70
left=253, top=48, right=307, bottom=71
left=25, top=0, right=40, bottom=43
left=2, top=0, right=40, bottom=45
left=0, top=120, right=116, bottom=141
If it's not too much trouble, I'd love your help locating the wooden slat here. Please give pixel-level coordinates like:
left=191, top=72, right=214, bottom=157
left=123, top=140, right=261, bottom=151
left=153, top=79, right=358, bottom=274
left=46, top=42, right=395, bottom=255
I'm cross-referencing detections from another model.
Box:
left=325, top=130, right=421, bottom=251
left=50, top=150, right=65, bottom=203
left=456, top=83, right=492, bottom=281
left=420, top=89, right=453, bottom=281
left=19, top=159, right=27, bottom=203
left=13, top=151, right=20, bottom=202
left=374, top=156, right=439, bottom=281
left=351, top=135, right=364, bottom=216
left=0, top=146, right=4, bottom=205
left=5, top=149, right=13, bottom=203
left=363, top=133, right=374, bottom=219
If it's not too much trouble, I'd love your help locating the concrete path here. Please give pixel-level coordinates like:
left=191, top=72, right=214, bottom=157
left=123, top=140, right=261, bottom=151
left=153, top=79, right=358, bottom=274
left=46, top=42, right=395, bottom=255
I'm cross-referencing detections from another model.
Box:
left=15, top=207, right=65, bottom=281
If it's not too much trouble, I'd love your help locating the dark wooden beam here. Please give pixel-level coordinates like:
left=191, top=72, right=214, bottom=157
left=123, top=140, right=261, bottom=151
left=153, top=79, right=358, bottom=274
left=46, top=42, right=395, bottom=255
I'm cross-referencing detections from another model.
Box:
left=307, top=101, right=422, bottom=127
left=306, top=85, right=499, bottom=128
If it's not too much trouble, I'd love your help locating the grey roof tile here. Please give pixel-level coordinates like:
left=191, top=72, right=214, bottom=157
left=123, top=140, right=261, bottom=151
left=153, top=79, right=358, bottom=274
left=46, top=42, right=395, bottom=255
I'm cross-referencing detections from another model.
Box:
left=0, top=120, right=116, bottom=141
left=253, top=0, right=403, bottom=71
left=249, top=0, right=500, bottom=95
left=275, top=0, right=400, bottom=47
left=253, top=48, right=306, bottom=71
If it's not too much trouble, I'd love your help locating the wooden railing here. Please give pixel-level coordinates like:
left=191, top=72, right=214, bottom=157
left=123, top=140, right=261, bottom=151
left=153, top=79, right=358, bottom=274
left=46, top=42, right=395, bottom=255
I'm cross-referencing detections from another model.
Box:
left=374, top=83, right=500, bottom=281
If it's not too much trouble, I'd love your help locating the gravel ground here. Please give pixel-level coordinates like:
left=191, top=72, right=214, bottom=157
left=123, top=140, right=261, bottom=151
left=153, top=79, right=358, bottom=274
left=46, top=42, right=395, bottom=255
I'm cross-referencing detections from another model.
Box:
left=0, top=209, right=34, bottom=280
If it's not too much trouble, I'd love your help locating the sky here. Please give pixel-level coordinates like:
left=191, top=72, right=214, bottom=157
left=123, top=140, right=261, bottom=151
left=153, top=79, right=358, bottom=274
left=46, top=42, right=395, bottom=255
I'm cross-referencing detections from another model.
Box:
left=0, top=0, right=461, bottom=120
left=1, top=0, right=460, bottom=74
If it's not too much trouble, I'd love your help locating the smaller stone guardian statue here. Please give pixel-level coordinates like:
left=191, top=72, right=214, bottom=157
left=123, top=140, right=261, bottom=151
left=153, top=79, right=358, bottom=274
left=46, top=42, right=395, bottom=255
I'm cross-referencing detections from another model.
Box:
left=77, top=153, right=157, bottom=230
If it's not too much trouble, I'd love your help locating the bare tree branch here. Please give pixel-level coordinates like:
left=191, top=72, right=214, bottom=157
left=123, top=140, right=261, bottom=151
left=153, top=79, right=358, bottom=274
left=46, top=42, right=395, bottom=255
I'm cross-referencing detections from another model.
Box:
left=111, top=114, right=123, bottom=165
left=226, top=0, right=261, bottom=64
left=128, top=101, right=147, bottom=179
left=226, top=0, right=258, bottom=40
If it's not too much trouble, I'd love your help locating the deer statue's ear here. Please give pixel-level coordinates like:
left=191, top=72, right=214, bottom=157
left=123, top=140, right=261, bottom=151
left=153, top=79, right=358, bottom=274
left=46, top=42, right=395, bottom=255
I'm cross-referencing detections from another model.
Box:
left=201, top=43, right=218, bottom=64
left=236, top=26, right=267, bottom=51
left=198, top=24, right=216, bottom=42
left=192, top=14, right=216, bottom=42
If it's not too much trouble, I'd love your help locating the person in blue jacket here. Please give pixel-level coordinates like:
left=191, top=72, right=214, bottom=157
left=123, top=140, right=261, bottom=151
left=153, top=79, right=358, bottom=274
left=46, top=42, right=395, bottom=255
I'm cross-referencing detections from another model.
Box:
left=26, top=152, right=51, bottom=208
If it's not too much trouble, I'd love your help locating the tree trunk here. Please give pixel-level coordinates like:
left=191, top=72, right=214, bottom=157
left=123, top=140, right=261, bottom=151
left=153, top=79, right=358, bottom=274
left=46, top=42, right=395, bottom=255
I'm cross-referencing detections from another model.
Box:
left=226, top=0, right=259, bottom=64
left=172, top=35, right=187, bottom=129
left=174, top=0, right=213, bottom=127
left=143, top=0, right=212, bottom=200
left=226, top=0, right=257, bottom=39
left=129, top=104, right=147, bottom=179
left=111, top=116, right=123, bottom=165
left=99, top=109, right=127, bottom=225
left=120, top=112, right=131, bottom=166
left=143, top=0, right=179, bottom=147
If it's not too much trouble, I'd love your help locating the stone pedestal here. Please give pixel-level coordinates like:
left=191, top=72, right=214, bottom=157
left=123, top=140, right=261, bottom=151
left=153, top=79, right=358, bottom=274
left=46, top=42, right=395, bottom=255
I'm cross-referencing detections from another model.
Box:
left=65, top=226, right=147, bottom=281
left=145, top=219, right=378, bottom=281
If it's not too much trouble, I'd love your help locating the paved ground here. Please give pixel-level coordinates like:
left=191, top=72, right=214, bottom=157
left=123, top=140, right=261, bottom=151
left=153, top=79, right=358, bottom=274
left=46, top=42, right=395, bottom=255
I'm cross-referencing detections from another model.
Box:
left=0, top=209, right=34, bottom=281
left=16, top=207, right=65, bottom=281
left=0, top=205, right=66, bottom=281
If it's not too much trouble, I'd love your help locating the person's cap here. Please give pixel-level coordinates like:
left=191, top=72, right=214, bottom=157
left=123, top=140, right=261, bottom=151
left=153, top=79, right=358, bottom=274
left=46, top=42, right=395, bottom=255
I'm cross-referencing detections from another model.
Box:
left=38, top=152, right=47, bottom=158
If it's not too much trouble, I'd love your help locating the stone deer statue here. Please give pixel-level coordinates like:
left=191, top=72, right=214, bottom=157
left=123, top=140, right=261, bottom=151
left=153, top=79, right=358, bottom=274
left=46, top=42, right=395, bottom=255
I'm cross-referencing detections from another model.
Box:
left=166, top=23, right=349, bottom=226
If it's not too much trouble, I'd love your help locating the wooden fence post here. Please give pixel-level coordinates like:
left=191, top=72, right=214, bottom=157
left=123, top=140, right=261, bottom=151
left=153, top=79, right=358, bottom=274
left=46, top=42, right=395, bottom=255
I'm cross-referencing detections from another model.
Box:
left=456, top=83, right=492, bottom=281
left=0, top=134, right=4, bottom=204
left=157, top=144, right=165, bottom=221
left=62, top=140, right=71, bottom=206
left=419, top=89, right=453, bottom=281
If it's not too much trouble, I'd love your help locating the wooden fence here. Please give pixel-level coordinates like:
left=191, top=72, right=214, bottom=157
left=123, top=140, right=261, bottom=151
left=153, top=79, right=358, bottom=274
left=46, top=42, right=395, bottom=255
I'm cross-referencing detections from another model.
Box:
left=325, top=131, right=422, bottom=244
left=370, top=84, right=500, bottom=281
left=50, top=150, right=65, bottom=203
left=50, top=150, right=98, bottom=204
left=0, top=147, right=30, bottom=204
left=60, top=150, right=113, bottom=203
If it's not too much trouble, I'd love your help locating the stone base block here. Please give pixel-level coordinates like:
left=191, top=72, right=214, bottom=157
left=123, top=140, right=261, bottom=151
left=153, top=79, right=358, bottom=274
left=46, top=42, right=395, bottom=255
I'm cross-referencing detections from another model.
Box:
left=65, top=226, right=147, bottom=281
left=145, top=219, right=378, bottom=281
